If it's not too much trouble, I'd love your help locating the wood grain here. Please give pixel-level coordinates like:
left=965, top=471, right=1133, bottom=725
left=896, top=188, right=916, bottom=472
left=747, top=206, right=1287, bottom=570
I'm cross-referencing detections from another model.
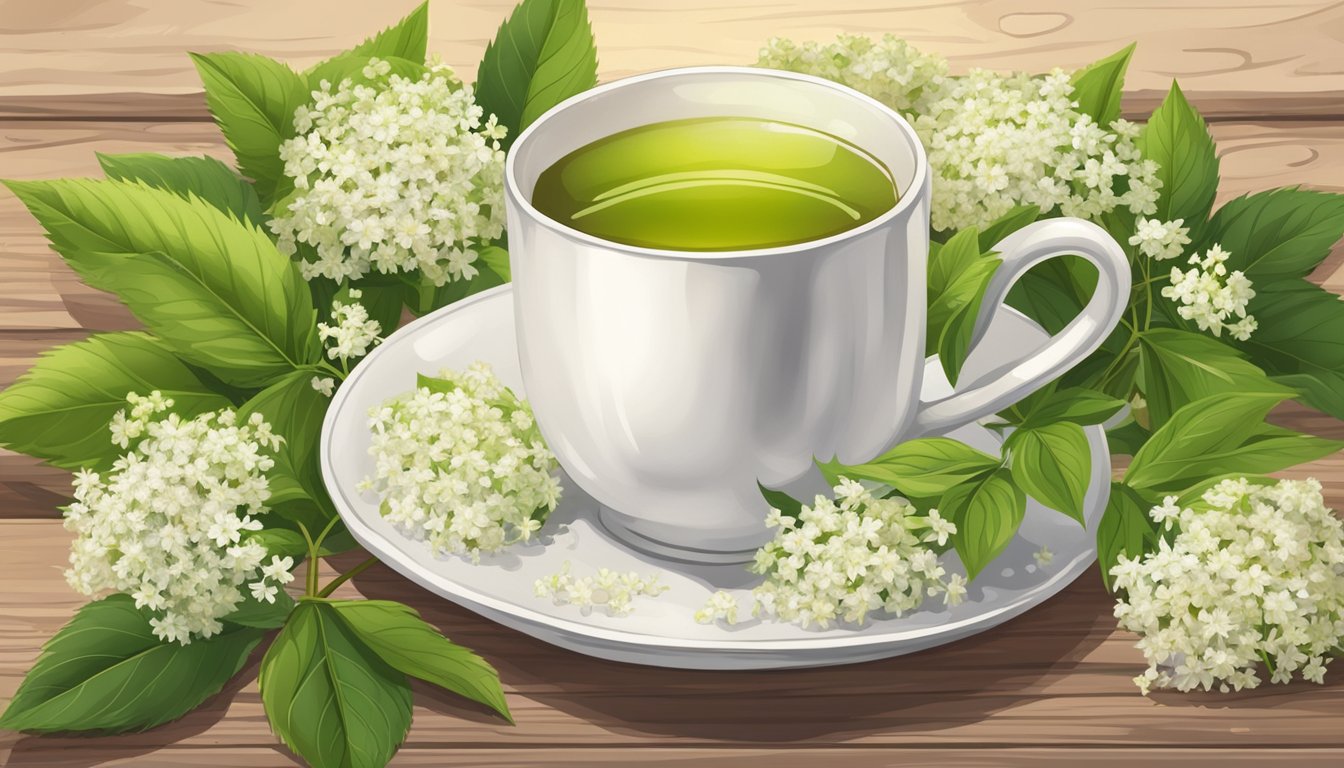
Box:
left=2, top=1, right=1344, bottom=119
left=2, top=519, right=1343, bottom=765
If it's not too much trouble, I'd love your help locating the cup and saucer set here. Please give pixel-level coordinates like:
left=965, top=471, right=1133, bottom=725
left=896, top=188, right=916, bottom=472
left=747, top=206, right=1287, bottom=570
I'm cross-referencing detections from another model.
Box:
left=320, top=67, right=1130, bottom=670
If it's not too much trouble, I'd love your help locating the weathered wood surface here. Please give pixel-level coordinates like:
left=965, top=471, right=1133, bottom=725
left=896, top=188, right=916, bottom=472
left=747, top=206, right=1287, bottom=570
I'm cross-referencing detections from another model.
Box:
left=3, top=1, right=1344, bottom=119
left=3, top=1, right=1344, bottom=765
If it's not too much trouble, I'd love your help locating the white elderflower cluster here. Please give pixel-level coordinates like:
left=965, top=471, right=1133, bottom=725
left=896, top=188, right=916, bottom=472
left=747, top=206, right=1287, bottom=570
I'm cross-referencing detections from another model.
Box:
left=534, top=561, right=669, bottom=616
left=271, top=58, right=507, bottom=286
left=759, top=37, right=1161, bottom=231
left=698, top=479, right=963, bottom=629
left=364, top=362, right=561, bottom=560
left=64, top=394, right=293, bottom=644
left=1160, top=243, right=1258, bottom=340
left=317, top=289, right=382, bottom=362
left=1112, top=478, right=1344, bottom=695
left=1128, top=218, right=1191, bottom=261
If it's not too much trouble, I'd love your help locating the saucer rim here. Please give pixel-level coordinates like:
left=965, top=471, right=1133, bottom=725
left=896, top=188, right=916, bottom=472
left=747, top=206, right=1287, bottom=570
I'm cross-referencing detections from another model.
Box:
left=321, top=284, right=1108, bottom=655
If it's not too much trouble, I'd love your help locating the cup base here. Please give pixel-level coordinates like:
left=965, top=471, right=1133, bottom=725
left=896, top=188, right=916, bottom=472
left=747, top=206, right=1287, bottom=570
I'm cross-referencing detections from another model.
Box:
left=596, top=506, right=761, bottom=565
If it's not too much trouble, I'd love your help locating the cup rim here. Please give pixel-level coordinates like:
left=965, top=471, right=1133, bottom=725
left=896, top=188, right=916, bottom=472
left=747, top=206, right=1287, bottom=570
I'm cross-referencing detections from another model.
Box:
left=504, top=65, right=929, bottom=260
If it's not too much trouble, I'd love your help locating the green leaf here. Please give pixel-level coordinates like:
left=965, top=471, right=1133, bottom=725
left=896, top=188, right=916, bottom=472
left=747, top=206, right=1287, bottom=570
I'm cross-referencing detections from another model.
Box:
left=977, top=205, right=1040, bottom=251
left=1125, top=392, right=1342, bottom=494
left=403, top=265, right=507, bottom=316
left=1138, top=81, right=1219, bottom=226
left=0, top=595, right=263, bottom=733
left=1138, top=327, right=1292, bottom=429
left=247, top=528, right=310, bottom=558
left=819, top=437, right=1001, bottom=498
left=757, top=482, right=804, bottom=519
left=0, top=332, right=230, bottom=470
left=475, top=0, right=599, bottom=148
left=240, top=370, right=331, bottom=505
left=311, top=2, right=429, bottom=73
left=1236, top=280, right=1344, bottom=419
left=1005, top=422, right=1091, bottom=524
left=5, top=178, right=320, bottom=387
left=260, top=600, right=412, bottom=768
left=97, top=152, right=265, bottom=228
left=927, top=227, right=1002, bottom=384
left=190, top=52, right=309, bottom=207
left=331, top=600, right=512, bottom=722
left=943, top=467, right=1025, bottom=580
left=1202, top=188, right=1344, bottom=281
left=1105, top=420, right=1150, bottom=456
left=1018, top=387, right=1125, bottom=429
left=479, top=245, right=512, bottom=282
left=1005, top=255, right=1099, bottom=335
left=1095, top=483, right=1158, bottom=591
left=335, top=280, right=403, bottom=344
left=225, top=589, right=296, bottom=629
left=1070, top=43, right=1135, bottom=127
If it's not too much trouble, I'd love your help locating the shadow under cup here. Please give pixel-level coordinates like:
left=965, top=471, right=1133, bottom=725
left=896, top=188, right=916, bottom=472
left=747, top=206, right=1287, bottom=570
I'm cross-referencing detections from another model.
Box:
left=504, top=67, right=931, bottom=563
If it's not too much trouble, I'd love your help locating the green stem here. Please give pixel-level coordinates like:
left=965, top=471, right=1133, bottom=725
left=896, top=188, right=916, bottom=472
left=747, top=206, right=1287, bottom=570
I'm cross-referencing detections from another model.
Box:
left=318, top=556, right=379, bottom=598
left=297, top=521, right=321, bottom=597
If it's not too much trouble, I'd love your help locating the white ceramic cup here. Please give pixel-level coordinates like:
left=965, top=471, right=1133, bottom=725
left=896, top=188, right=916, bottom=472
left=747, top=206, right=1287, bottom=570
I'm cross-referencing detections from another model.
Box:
left=504, top=66, right=1130, bottom=563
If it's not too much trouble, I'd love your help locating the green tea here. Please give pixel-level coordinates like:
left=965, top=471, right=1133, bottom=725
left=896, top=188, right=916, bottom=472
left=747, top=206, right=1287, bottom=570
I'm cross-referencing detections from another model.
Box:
left=531, top=117, right=898, bottom=251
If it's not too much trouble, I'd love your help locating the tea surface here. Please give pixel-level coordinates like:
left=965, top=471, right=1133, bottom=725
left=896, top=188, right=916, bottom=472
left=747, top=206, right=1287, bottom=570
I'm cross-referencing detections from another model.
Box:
left=531, top=117, right=898, bottom=251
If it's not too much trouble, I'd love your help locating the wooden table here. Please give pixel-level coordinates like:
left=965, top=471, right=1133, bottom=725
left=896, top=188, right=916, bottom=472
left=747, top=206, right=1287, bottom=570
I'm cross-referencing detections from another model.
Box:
left=3, top=2, right=1344, bottom=765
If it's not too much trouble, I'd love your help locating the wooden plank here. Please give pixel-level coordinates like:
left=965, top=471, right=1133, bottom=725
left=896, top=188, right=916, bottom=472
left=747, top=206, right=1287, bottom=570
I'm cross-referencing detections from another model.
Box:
left=1, top=746, right=1342, bottom=768
left=3, top=520, right=1344, bottom=757
left=2, top=1, right=1344, bottom=120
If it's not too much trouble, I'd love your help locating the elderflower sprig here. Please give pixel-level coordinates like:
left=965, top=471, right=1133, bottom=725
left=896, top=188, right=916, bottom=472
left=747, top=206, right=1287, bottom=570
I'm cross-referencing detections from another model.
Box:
left=534, top=561, right=669, bottom=616
left=697, top=479, right=962, bottom=629
left=1128, top=218, right=1192, bottom=261
left=271, top=58, right=507, bottom=286
left=1112, top=478, right=1344, bottom=695
left=759, top=35, right=1161, bottom=231
left=1160, top=243, right=1258, bottom=340
left=63, top=394, right=293, bottom=644
left=317, top=289, right=382, bottom=362
left=364, top=362, right=561, bottom=561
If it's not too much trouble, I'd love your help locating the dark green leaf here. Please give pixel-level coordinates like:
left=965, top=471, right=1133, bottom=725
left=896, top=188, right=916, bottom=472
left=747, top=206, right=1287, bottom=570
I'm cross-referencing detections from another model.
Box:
left=403, top=265, right=507, bottom=316
left=1202, top=188, right=1344, bottom=281
left=1095, top=483, right=1158, bottom=591
left=189, top=52, right=309, bottom=207
left=1070, top=43, right=1135, bottom=127
left=1236, top=279, right=1344, bottom=419
left=240, top=370, right=331, bottom=506
left=4, top=178, right=320, bottom=387
left=331, top=600, right=512, bottom=722
left=1105, top=420, right=1150, bottom=456
left=0, top=595, right=263, bottom=733
left=1125, top=392, right=1342, bottom=494
left=1138, top=81, right=1219, bottom=226
left=757, top=482, right=804, bottom=519
left=97, top=152, right=265, bottom=228
left=1005, top=255, right=1099, bottom=335
left=0, top=332, right=230, bottom=470
left=225, top=588, right=295, bottom=629
left=1138, top=327, right=1292, bottom=429
left=475, top=0, right=598, bottom=148
left=819, top=437, right=1001, bottom=498
left=478, top=245, right=512, bottom=282
left=260, top=600, right=412, bottom=768
left=943, top=467, right=1025, bottom=580
left=927, top=227, right=1002, bottom=384
left=337, top=280, right=403, bottom=344
left=1005, top=422, right=1091, bottom=524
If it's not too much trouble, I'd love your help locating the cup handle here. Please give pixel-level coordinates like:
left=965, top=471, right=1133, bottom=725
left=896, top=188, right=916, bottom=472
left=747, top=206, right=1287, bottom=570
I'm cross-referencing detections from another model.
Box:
left=911, top=217, right=1131, bottom=437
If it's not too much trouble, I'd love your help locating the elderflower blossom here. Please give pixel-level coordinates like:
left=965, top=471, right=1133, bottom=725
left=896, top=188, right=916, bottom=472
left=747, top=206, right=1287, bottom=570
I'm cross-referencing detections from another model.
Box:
left=698, top=479, right=959, bottom=629
left=317, top=289, right=382, bottom=361
left=311, top=376, right=336, bottom=396
left=64, top=394, right=291, bottom=644
left=271, top=58, right=507, bottom=285
left=759, top=36, right=1161, bottom=231
left=364, top=362, right=561, bottom=560
left=535, top=561, right=669, bottom=616
left=1128, top=218, right=1192, bottom=261
left=1112, top=478, right=1344, bottom=694
left=1160, top=243, right=1258, bottom=340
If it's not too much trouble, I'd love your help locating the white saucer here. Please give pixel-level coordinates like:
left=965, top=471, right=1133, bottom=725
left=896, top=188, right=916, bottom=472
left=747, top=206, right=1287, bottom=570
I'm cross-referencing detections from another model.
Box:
left=321, top=285, right=1110, bottom=670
